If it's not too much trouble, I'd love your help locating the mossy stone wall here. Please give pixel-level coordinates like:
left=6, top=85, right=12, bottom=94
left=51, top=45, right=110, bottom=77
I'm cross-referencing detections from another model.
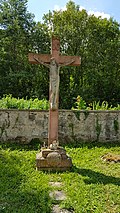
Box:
left=0, top=110, right=120, bottom=143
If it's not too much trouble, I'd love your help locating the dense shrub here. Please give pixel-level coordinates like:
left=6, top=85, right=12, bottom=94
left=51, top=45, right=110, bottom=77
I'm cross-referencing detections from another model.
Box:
left=72, top=95, right=120, bottom=110
left=0, top=95, right=49, bottom=110
left=0, top=95, right=120, bottom=110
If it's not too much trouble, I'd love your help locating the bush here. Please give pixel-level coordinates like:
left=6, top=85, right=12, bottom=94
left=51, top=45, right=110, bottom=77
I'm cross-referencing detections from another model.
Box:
left=0, top=95, right=49, bottom=110
left=72, top=95, right=120, bottom=110
left=0, top=94, right=120, bottom=110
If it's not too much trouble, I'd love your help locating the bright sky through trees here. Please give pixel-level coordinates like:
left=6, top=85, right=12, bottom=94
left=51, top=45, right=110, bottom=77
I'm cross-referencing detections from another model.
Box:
left=27, top=0, right=120, bottom=22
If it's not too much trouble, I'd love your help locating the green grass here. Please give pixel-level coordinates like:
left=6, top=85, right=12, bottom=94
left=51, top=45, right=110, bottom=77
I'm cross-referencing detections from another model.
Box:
left=0, top=142, right=120, bottom=213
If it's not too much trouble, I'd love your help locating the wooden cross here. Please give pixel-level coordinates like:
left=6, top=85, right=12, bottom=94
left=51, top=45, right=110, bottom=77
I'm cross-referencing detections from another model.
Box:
left=28, top=36, right=81, bottom=147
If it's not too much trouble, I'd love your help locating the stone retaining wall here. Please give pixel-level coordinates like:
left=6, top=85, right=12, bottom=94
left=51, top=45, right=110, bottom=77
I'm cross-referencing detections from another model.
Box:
left=0, top=110, right=120, bottom=143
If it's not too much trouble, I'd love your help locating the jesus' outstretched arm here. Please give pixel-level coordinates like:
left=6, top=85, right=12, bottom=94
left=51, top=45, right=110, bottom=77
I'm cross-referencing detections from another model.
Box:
left=33, top=55, right=50, bottom=68
left=59, top=59, right=75, bottom=67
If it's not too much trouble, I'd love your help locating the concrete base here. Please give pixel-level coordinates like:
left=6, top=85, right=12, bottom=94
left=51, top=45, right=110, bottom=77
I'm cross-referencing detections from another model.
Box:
left=36, top=147, right=72, bottom=171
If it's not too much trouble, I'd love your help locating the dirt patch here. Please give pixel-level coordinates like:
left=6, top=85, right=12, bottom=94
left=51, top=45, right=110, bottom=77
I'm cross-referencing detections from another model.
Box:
left=101, top=153, right=120, bottom=163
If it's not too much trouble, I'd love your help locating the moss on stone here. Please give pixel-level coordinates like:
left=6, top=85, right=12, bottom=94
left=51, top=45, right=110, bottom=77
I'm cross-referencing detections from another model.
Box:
left=83, top=111, right=89, bottom=120
left=114, top=119, right=119, bottom=134
left=73, top=111, right=80, bottom=121
left=96, top=116, right=101, bottom=141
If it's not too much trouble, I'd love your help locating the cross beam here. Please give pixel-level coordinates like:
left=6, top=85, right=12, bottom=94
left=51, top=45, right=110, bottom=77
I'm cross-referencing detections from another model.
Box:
left=28, top=53, right=80, bottom=66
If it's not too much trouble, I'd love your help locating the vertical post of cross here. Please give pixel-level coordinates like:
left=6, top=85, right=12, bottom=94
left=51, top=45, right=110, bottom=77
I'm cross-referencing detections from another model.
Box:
left=48, top=36, right=60, bottom=146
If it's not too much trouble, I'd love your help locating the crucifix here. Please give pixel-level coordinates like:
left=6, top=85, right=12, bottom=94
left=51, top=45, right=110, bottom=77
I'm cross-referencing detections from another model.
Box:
left=28, top=36, right=81, bottom=150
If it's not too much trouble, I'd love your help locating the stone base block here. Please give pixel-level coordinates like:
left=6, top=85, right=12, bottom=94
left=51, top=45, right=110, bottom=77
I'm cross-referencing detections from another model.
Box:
left=36, top=147, right=72, bottom=171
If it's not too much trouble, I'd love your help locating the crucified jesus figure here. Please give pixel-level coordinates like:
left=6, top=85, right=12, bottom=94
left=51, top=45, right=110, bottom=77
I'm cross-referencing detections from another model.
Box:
left=34, top=56, right=75, bottom=110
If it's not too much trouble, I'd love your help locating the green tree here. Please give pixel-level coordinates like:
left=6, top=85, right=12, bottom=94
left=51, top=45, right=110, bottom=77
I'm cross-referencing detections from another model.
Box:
left=0, top=0, right=35, bottom=97
left=1, top=0, right=119, bottom=108
left=43, top=1, right=120, bottom=108
left=84, top=16, right=120, bottom=105
left=29, top=22, right=50, bottom=99
left=0, top=0, right=51, bottom=99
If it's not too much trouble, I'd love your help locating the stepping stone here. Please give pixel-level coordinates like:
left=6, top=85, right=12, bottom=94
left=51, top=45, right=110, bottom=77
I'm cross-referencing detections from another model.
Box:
left=52, top=204, right=74, bottom=213
left=50, top=181, right=74, bottom=212
left=50, top=190, right=66, bottom=201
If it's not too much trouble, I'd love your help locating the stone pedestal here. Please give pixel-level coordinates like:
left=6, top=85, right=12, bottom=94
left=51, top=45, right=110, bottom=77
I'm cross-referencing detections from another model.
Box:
left=36, top=147, right=72, bottom=171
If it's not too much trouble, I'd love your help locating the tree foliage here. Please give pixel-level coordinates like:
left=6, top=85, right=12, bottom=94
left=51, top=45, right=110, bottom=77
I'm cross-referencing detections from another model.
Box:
left=43, top=1, right=120, bottom=107
left=1, top=0, right=33, bottom=97
left=0, top=0, right=50, bottom=99
left=0, top=0, right=120, bottom=108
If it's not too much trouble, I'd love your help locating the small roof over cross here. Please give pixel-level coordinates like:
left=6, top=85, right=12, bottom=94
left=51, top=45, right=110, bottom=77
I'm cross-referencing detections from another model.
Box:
left=28, top=36, right=81, bottom=147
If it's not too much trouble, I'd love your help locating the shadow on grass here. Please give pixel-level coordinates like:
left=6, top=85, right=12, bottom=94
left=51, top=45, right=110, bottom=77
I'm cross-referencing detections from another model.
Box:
left=0, top=140, right=41, bottom=151
left=63, top=140, right=120, bottom=149
left=72, top=166, right=120, bottom=186
left=1, top=140, right=120, bottom=152
left=0, top=150, right=51, bottom=213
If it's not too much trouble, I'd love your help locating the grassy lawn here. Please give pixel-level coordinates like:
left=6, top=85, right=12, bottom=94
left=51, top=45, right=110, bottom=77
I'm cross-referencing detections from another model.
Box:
left=0, top=141, right=120, bottom=213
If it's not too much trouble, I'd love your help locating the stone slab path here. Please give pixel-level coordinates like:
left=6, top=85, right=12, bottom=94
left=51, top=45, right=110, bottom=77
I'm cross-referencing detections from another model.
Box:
left=52, top=205, right=73, bottom=213
left=49, top=182, right=74, bottom=213
left=49, top=190, right=66, bottom=201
